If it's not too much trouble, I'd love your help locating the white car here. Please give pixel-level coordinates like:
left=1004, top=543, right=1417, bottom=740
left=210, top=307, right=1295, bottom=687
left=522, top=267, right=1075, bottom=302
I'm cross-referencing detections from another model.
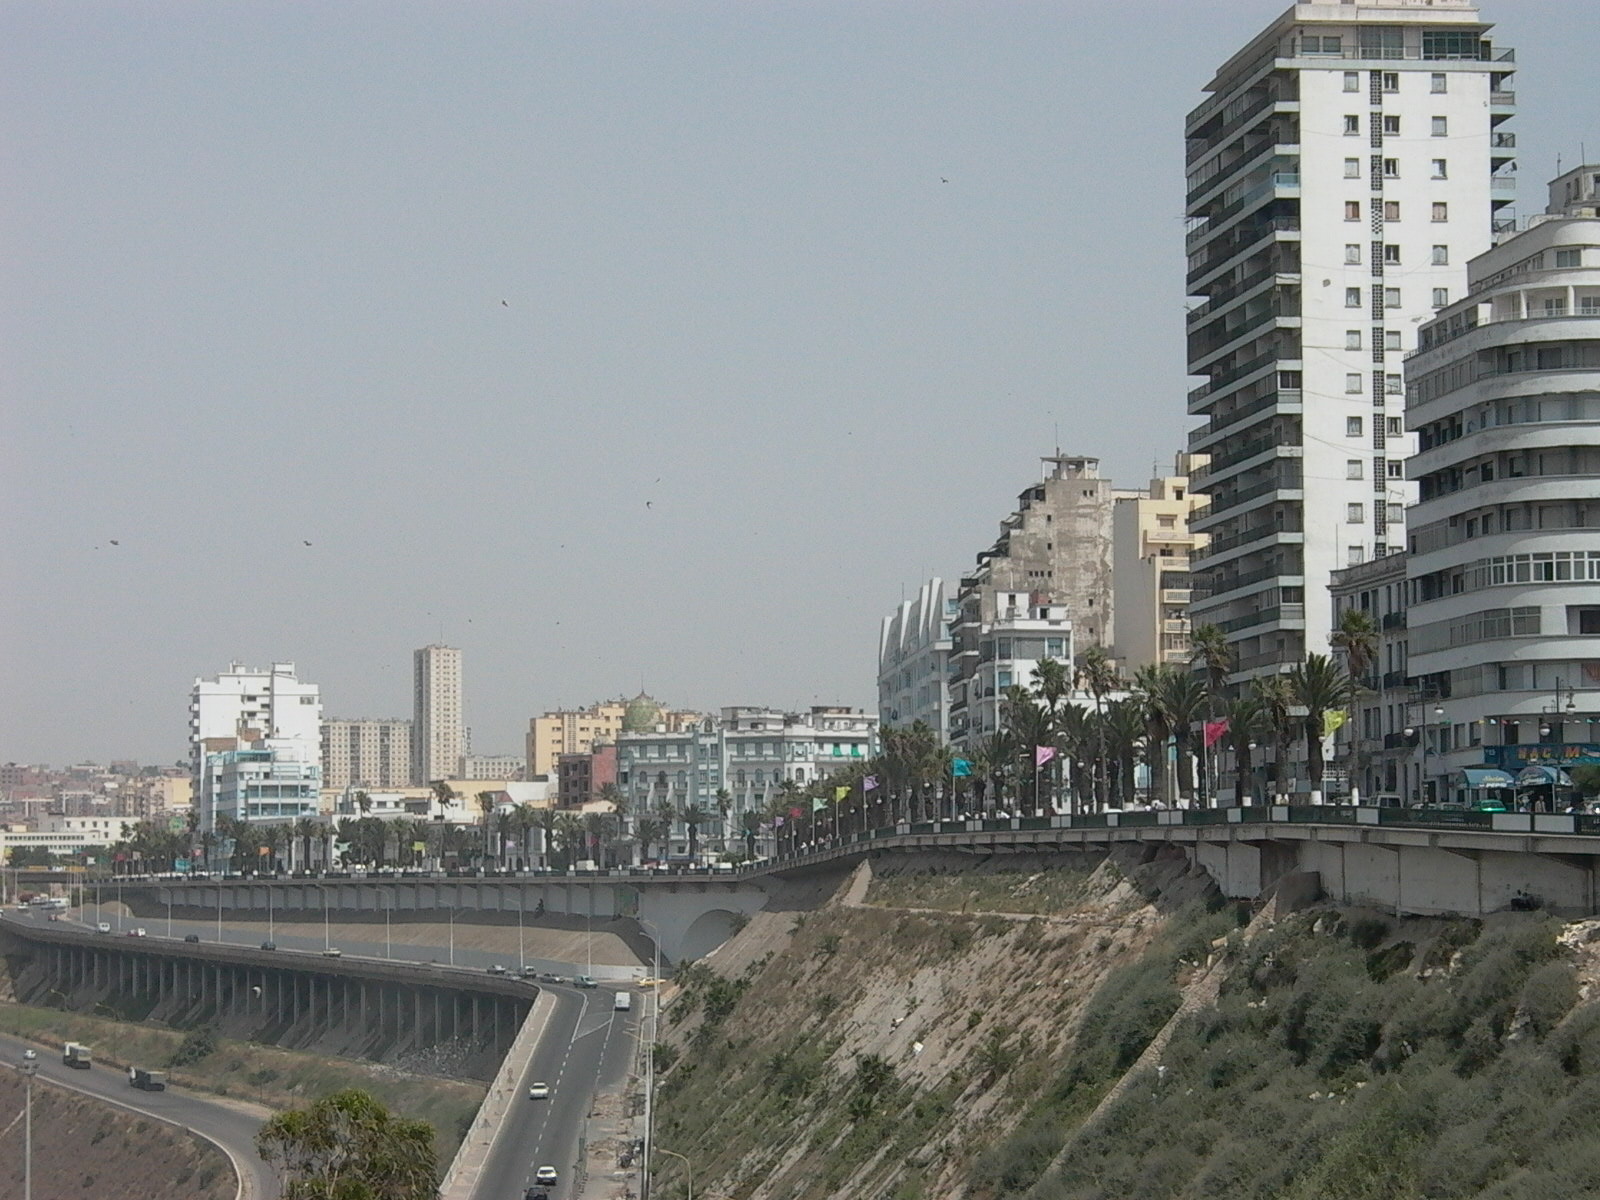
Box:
left=528, top=1082, right=550, bottom=1100
left=534, top=1166, right=559, bottom=1186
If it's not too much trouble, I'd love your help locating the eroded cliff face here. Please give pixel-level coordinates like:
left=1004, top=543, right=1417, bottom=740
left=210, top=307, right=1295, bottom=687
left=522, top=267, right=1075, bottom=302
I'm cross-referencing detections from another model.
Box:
left=653, top=848, right=1600, bottom=1200
left=652, top=845, right=1232, bottom=1200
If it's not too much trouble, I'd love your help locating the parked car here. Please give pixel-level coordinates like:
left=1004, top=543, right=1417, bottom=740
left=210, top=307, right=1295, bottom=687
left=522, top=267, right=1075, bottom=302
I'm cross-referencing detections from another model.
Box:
left=96, top=922, right=111, bottom=934
left=535, top=1166, right=559, bottom=1186
left=127, top=928, right=147, bottom=938
left=184, top=934, right=201, bottom=944
left=322, top=947, right=342, bottom=958
left=260, top=941, right=277, bottom=951
left=528, top=1081, right=550, bottom=1100
left=487, top=964, right=507, bottom=975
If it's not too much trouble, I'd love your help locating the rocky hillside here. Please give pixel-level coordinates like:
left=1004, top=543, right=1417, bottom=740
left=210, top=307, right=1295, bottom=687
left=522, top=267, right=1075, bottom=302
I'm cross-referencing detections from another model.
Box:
left=652, top=846, right=1600, bottom=1200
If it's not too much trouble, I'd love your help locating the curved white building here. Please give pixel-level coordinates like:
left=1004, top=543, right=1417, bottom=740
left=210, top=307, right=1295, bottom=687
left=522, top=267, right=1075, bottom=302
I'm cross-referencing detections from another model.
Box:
left=1404, top=166, right=1600, bottom=802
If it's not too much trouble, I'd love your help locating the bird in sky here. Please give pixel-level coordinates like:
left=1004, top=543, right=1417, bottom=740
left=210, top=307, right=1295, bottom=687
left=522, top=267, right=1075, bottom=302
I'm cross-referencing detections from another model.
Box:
left=303, top=540, right=312, bottom=546
left=109, top=540, right=120, bottom=546
left=940, top=177, right=949, bottom=183
left=501, top=300, right=509, bottom=307
left=645, top=501, right=653, bottom=510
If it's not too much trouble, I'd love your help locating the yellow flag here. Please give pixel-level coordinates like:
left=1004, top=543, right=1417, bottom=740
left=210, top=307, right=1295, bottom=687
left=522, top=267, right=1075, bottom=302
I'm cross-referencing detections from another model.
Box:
left=1322, top=710, right=1348, bottom=738
left=834, top=786, right=850, bottom=803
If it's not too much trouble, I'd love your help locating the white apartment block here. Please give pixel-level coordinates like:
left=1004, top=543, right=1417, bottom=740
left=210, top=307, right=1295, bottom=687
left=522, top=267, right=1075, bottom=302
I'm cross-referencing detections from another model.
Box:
left=617, top=706, right=878, bottom=859
left=413, top=644, right=464, bottom=785
left=1403, top=167, right=1600, bottom=802
left=320, top=718, right=412, bottom=790
left=1113, top=455, right=1210, bottom=671
left=189, top=661, right=321, bottom=785
left=878, top=578, right=958, bottom=741
left=949, top=593, right=1074, bottom=754
left=1186, top=0, right=1515, bottom=681
left=201, top=741, right=321, bottom=829
left=459, top=754, right=526, bottom=781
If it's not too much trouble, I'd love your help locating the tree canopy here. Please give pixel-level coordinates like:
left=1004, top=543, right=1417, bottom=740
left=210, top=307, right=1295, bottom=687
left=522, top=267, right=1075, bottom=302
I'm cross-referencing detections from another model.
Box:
left=256, top=1087, right=438, bottom=1200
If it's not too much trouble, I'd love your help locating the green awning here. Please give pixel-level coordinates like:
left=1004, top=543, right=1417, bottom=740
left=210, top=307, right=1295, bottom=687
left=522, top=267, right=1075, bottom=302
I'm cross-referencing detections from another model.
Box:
left=1461, top=768, right=1516, bottom=788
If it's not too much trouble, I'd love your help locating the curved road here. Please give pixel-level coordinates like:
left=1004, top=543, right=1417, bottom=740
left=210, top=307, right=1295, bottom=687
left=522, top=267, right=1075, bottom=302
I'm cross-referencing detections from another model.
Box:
left=8, top=907, right=639, bottom=1200
left=0, top=1028, right=278, bottom=1199
left=472, top=983, right=636, bottom=1200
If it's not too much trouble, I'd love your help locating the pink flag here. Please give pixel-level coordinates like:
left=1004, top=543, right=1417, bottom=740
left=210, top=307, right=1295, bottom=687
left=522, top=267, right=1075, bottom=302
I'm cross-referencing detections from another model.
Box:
left=863, top=775, right=879, bottom=791
left=1204, top=718, right=1231, bottom=748
left=1035, top=745, right=1056, bottom=767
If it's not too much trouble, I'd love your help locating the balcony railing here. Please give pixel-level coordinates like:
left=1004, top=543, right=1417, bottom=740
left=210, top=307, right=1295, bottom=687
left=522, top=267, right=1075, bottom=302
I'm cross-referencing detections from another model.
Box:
left=1192, top=388, right=1302, bottom=438
left=1491, top=90, right=1516, bottom=105
left=1219, top=603, right=1305, bottom=635
left=1200, top=520, right=1304, bottom=558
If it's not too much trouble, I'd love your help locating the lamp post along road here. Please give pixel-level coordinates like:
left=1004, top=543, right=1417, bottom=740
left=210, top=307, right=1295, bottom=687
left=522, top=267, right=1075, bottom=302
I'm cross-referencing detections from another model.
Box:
left=639, top=919, right=664, bottom=1200
left=656, top=1147, right=693, bottom=1200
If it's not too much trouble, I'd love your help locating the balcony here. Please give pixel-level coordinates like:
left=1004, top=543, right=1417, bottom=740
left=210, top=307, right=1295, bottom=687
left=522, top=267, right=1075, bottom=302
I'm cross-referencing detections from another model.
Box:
left=1218, top=603, right=1305, bottom=635
left=1188, top=174, right=1302, bottom=253
left=1191, top=390, right=1303, bottom=447
left=1206, top=563, right=1303, bottom=599
left=1163, top=618, right=1192, bottom=635
left=1200, top=520, right=1304, bottom=559
left=1381, top=611, right=1407, bottom=631
left=1189, top=350, right=1293, bottom=412
left=1198, top=472, right=1304, bottom=524
left=1491, top=90, right=1516, bottom=106
left=1491, top=132, right=1516, bottom=149
left=1161, top=589, right=1192, bottom=605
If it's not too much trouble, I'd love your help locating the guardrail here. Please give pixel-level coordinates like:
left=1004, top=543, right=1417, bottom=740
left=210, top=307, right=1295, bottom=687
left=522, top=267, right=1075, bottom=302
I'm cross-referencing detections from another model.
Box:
left=93, top=806, right=1600, bottom=892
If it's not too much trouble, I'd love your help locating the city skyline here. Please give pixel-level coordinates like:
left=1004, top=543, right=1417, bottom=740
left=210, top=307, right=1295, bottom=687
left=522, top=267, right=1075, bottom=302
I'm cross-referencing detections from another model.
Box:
left=3, top=1, right=1594, bottom=765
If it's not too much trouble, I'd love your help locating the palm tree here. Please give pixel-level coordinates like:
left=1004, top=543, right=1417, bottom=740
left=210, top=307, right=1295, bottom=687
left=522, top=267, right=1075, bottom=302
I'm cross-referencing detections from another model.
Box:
left=259, top=824, right=284, bottom=874
left=1140, top=666, right=1208, bottom=807
left=1291, top=653, right=1358, bottom=801
left=739, top=810, right=764, bottom=860
left=680, top=804, right=711, bottom=864
left=1002, top=687, right=1053, bottom=815
left=537, top=806, right=559, bottom=870
left=1103, top=699, right=1146, bottom=808
left=1189, top=623, right=1234, bottom=713
left=1055, top=704, right=1095, bottom=813
left=1133, top=665, right=1176, bottom=807
left=1076, top=646, right=1121, bottom=810
left=1332, top=608, right=1380, bottom=794
left=1224, top=696, right=1265, bottom=805
left=430, top=780, right=456, bottom=821
left=1253, top=675, right=1298, bottom=801
left=293, top=816, right=318, bottom=874
left=634, top=815, right=665, bottom=864
left=354, top=789, right=373, bottom=816
left=553, top=813, right=584, bottom=869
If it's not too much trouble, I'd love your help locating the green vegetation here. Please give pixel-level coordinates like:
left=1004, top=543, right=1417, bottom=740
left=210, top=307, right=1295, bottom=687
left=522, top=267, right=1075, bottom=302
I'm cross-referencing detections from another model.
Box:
left=0, top=1001, right=483, bottom=1162
left=1034, top=912, right=1593, bottom=1200
left=257, top=1087, right=437, bottom=1200
left=865, top=864, right=1097, bottom=915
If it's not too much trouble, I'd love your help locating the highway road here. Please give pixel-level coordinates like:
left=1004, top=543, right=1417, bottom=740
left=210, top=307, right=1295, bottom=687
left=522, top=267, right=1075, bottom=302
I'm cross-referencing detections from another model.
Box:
left=7, top=907, right=640, bottom=1200
left=471, top=985, right=637, bottom=1200
left=57, top=903, right=622, bottom=981
left=0, top=1029, right=279, bottom=1199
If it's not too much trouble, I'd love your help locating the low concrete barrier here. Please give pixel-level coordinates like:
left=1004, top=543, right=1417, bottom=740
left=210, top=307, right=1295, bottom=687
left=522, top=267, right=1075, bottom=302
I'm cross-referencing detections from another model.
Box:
left=439, top=988, right=559, bottom=1200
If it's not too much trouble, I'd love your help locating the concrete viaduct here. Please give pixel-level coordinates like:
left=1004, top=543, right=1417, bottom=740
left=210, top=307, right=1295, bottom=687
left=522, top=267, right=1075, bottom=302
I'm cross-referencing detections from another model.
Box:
left=0, top=918, right=533, bottom=1079
left=82, top=805, right=1600, bottom=961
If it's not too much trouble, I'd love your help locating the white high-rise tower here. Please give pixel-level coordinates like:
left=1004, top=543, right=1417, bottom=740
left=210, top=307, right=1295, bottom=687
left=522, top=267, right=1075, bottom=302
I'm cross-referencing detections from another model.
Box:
left=413, top=644, right=464, bottom=785
left=1185, top=0, right=1516, bottom=682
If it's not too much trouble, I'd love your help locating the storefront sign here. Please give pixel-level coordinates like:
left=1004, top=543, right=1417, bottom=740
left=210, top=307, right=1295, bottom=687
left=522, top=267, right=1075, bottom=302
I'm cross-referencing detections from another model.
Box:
left=1485, top=743, right=1600, bottom=767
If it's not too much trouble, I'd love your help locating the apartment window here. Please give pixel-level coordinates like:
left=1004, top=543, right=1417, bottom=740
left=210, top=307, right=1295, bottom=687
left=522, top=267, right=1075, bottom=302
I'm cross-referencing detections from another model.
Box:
left=1346, top=287, right=1363, bottom=308
left=1344, top=158, right=1361, bottom=179
left=1386, top=374, right=1403, bottom=394
left=1431, top=72, right=1448, bottom=94
left=1432, top=158, right=1448, bottom=179
left=1303, top=35, right=1343, bottom=54
left=1432, top=202, right=1449, bottom=222
left=1385, top=201, right=1401, bottom=221
left=1432, top=287, right=1450, bottom=307
left=1384, top=287, right=1401, bottom=308
left=1345, top=200, right=1361, bottom=221
left=1381, top=72, right=1400, bottom=93
left=1345, top=243, right=1362, bottom=264
left=1387, top=417, right=1404, bottom=436
left=1347, top=416, right=1364, bottom=437
left=1347, top=460, right=1364, bottom=480
left=1385, top=330, right=1402, bottom=351
left=1383, top=115, right=1401, bottom=135
left=1344, top=71, right=1361, bottom=92
left=1582, top=297, right=1600, bottom=315
left=1384, top=244, right=1402, bottom=264
left=1348, top=503, right=1366, bottom=523
left=1431, top=244, right=1450, bottom=266
left=1344, top=115, right=1360, bottom=136
left=1346, top=373, right=1364, bottom=393
left=1387, top=461, right=1404, bottom=479
left=1348, top=546, right=1365, bottom=566
left=1556, top=249, right=1582, bottom=268
left=1432, top=116, right=1449, bottom=137
left=1346, top=329, right=1363, bottom=350
left=1383, top=158, right=1400, bottom=179
left=1280, top=370, right=1303, bottom=389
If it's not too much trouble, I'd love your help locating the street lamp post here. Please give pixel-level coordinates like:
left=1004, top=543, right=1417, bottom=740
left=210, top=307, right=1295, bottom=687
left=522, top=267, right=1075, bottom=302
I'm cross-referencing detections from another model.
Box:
left=17, top=1051, right=37, bottom=1200
left=517, top=894, right=525, bottom=975
left=385, top=899, right=392, bottom=961
left=639, top=918, right=664, bottom=1200
left=655, top=1147, right=693, bottom=1200
left=448, top=908, right=456, bottom=966
left=166, top=897, right=173, bottom=940
left=1404, top=695, right=1446, bottom=806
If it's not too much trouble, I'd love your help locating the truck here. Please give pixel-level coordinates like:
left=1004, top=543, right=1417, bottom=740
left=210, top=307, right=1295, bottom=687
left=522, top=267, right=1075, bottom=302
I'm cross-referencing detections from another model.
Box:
left=129, top=1066, right=168, bottom=1091
left=63, top=1042, right=92, bottom=1069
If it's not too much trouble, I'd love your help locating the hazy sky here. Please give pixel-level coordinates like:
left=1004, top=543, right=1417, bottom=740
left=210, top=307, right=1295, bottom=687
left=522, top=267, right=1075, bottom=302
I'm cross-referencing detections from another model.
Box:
left=3, top=1, right=1594, bottom=766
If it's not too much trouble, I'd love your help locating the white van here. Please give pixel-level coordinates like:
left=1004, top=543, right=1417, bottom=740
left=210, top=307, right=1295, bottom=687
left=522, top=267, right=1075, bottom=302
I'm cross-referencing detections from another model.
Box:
left=613, top=992, right=632, bottom=1013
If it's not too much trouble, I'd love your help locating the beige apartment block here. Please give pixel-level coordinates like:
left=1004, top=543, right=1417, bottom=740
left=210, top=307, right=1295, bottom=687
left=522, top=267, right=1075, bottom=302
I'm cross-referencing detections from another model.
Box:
left=526, top=702, right=626, bottom=779
left=1113, top=454, right=1210, bottom=671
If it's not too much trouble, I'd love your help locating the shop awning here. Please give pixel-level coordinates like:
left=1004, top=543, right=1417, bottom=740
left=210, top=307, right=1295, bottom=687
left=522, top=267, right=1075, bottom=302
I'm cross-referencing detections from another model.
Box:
left=1516, top=765, right=1574, bottom=787
left=1461, top=768, right=1517, bottom=788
